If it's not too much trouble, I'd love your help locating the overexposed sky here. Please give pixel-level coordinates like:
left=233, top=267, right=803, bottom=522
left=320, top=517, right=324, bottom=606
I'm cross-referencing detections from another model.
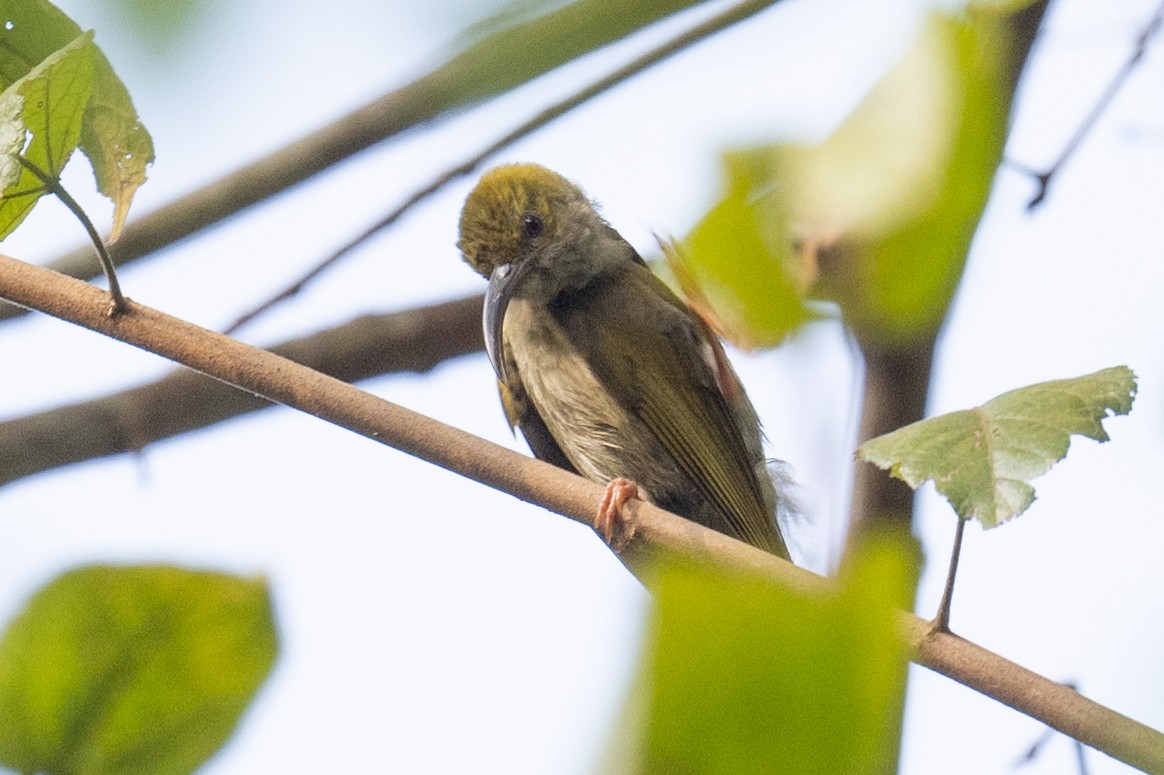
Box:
left=1, top=1, right=1162, bottom=773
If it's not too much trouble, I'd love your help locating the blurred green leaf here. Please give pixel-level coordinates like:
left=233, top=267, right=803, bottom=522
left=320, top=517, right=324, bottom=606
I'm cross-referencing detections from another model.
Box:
left=857, top=366, right=1136, bottom=528
left=0, top=0, right=153, bottom=240
left=96, top=0, right=211, bottom=50
left=682, top=5, right=1023, bottom=347
left=787, top=7, right=1013, bottom=342
left=0, top=564, right=278, bottom=775
left=667, top=150, right=813, bottom=349
left=444, top=0, right=712, bottom=104
left=629, top=534, right=916, bottom=774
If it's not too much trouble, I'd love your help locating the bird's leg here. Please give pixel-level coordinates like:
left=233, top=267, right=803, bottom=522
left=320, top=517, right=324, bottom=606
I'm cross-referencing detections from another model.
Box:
left=596, top=477, right=642, bottom=551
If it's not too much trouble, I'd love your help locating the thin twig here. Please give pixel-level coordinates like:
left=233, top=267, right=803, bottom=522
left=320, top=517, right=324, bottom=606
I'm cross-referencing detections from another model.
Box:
left=1016, top=0, right=1164, bottom=210
left=930, top=517, right=966, bottom=634
left=225, top=0, right=782, bottom=334
left=17, top=156, right=127, bottom=315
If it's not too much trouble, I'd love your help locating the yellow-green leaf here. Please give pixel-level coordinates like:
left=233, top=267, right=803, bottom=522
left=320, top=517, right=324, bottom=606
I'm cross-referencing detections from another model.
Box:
left=625, top=534, right=916, bottom=774
left=0, top=564, right=278, bottom=775
left=668, top=150, right=813, bottom=349
left=786, top=7, right=1013, bottom=343
left=681, top=5, right=1024, bottom=348
left=0, top=30, right=94, bottom=240
left=0, top=0, right=153, bottom=240
left=79, top=42, right=152, bottom=241
left=857, top=366, right=1137, bottom=528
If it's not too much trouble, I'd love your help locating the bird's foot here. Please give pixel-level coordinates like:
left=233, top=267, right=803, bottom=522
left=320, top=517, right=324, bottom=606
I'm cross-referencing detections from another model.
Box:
left=596, top=477, right=641, bottom=551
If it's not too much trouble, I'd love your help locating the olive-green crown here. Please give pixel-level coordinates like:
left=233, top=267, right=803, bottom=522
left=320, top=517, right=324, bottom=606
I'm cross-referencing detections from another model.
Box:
left=457, top=163, right=588, bottom=277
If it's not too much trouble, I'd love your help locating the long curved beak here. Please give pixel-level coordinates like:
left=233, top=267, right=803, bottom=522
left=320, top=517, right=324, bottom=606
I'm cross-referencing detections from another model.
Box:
left=483, top=261, right=533, bottom=382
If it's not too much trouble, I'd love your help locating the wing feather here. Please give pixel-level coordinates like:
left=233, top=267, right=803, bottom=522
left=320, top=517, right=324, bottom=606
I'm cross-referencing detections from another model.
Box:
left=556, top=264, right=787, bottom=556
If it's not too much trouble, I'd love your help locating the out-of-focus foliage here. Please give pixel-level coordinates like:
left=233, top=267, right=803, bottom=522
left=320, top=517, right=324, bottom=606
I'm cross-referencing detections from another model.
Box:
left=662, top=150, right=814, bottom=349
left=0, top=564, right=278, bottom=775
left=444, top=0, right=717, bottom=104
left=675, top=4, right=1022, bottom=347
left=96, top=0, right=212, bottom=51
left=615, top=532, right=917, bottom=774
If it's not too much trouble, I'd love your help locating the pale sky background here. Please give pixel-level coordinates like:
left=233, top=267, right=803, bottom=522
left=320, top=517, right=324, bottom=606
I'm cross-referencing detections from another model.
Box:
left=0, top=0, right=1162, bottom=773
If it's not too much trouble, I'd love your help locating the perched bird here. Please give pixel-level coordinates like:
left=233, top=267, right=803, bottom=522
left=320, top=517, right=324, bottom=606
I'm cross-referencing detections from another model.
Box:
left=457, top=163, right=789, bottom=559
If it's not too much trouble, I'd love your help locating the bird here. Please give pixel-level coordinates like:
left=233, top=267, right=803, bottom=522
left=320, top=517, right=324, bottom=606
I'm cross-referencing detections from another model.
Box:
left=457, top=163, right=790, bottom=559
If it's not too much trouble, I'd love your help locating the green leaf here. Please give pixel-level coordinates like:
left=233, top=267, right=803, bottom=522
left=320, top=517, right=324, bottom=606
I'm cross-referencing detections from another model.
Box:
left=0, top=564, right=278, bottom=775
left=0, top=30, right=94, bottom=240
left=857, top=366, right=1137, bottom=528
left=0, top=0, right=85, bottom=78
left=625, top=535, right=916, bottom=774
left=0, top=0, right=153, bottom=240
left=667, top=149, right=814, bottom=349
left=846, top=8, right=1011, bottom=343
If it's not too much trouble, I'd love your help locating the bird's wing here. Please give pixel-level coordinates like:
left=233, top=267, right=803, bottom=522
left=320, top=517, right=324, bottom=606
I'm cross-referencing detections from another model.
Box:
left=556, top=264, right=788, bottom=557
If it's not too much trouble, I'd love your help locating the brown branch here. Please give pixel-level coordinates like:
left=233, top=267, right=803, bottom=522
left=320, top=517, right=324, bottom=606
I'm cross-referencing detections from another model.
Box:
left=0, top=252, right=1160, bottom=771
left=847, top=336, right=936, bottom=533
left=0, top=0, right=738, bottom=325
left=0, top=294, right=483, bottom=486
left=225, top=0, right=786, bottom=334
left=1016, top=0, right=1164, bottom=210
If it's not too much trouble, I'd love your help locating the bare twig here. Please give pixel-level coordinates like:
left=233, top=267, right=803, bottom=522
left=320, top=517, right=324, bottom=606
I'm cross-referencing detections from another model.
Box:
left=1, top=252, right=1162, bottom=772
left=17, top=157, right=126, bottom=314
left=0, top=295, right=483, bottom=486
left=1014, top=0, right=1164, bottom=210
left=225, top=0, right=785, bottom=334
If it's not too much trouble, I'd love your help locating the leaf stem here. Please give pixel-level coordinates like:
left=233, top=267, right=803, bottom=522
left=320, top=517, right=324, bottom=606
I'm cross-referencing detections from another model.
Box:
left=17, top=155, right=126, bottom=315
left=931, top=516, right=966, bottom=634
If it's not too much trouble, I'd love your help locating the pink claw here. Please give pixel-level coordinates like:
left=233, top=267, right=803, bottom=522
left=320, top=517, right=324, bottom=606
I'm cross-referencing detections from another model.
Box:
left=596, top=477, right=641, bottom=550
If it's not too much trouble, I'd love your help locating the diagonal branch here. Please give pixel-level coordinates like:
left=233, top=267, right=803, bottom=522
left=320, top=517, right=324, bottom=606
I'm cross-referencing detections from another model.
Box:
left=0, top=253, right=1161, bottom=773
left=0, top=294, right=483, bottom=487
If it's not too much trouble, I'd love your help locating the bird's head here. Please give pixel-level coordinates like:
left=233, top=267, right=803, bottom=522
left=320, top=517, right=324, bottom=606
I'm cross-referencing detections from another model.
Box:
left=458, top=164, right=604, bottom=380
left=457, top=163, right=590, bottom=279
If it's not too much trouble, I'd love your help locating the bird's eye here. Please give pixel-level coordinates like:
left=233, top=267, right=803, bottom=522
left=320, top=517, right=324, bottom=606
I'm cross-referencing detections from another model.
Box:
left=521, top=213, right=544, bottom=239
